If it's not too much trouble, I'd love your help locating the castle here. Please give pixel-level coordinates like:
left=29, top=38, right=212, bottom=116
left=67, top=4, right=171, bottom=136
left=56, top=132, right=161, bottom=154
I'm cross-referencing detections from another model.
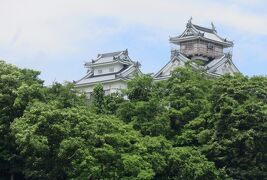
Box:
left=75, top=49, right=141, bottom=99
left=75, top=19, right=239, bottom=98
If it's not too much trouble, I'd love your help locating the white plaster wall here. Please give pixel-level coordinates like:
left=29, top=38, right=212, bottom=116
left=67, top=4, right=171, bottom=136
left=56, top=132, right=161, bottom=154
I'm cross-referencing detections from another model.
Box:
left=161, top=59, right=184, bottom=76
left=113, top=63, right=124, bottom=72
left=93, top=63, right=124, bottom=75
left=76, top=80, right=128, bottom=99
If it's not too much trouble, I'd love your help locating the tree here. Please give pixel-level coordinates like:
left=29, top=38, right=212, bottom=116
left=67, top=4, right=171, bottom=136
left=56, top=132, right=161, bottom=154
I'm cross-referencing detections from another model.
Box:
left=0, top=60, right=44, bottom=178
left=2, top=60, right=267, bottom=179
left=92, top=84, right=105, bottom=113
left=117, top=98, right=173, bottom=137
left=165, top=67, right=213, bottom=132
left=126, top=74, right=154, bottom=101
left=165, top=147, right=224, bottom=179
left=11, top=101, right=157, bottom=179
left=140, top=136, right=172, bottom=178
left=45, top=82, right=86, bottom=108
left=205, top=74, right=267, bottom=179
left=104, top=92, right=125, bottom=115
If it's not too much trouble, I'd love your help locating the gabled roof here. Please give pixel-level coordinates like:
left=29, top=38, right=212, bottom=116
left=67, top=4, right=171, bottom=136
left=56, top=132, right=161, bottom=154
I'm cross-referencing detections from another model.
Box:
left=75, top=64, right=141, bottom=87
left=85, top=49, right=133, bottom=67
left=75, top=49, right=142, bottom=87
left=154, top=52, right=196, bottom=79
left=205, top=55, right=239, bottom=75
left=154, top=51, right=239, bottom=80
left=193, top=24, right=214, bottom=33
left=98, top=50, right=124, bottom=58
left=204, top=55, right=225, bottom=69
left=169, top=19, right=233, bottom=47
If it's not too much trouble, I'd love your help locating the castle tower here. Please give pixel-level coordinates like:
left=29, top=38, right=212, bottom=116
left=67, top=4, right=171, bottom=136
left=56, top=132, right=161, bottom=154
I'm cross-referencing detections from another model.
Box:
left=75, top=49, right=142, bottom=99
left=170, top=18, right=233, bottom=61
left=154, top=18, right=239, bottom=80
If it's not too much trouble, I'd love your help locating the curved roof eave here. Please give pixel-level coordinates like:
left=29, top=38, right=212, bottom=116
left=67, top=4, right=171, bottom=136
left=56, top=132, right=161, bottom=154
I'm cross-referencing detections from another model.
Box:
left=170, top=36, right=233, bottom=47
left=75, top=78, right=127, bottom=88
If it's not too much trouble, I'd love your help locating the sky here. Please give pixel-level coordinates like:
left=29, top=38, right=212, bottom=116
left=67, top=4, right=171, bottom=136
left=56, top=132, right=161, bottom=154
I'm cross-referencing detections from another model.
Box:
left=0, top=0, right=267, bottom=85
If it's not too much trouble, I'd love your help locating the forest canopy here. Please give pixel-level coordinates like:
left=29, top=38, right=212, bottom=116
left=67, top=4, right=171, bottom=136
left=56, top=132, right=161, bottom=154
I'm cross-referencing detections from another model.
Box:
left=0, top=60, right=266, bottom=179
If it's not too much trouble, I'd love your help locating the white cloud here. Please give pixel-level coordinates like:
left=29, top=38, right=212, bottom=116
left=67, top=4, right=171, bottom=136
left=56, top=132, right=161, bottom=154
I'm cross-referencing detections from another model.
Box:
left=0, top=0, right=266, bottom=62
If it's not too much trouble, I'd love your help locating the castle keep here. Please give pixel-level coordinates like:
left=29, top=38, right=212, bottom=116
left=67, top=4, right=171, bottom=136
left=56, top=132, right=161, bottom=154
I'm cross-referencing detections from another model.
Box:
left=75, top=19, right=239, bottom=97
left=154, top=18, right=239, bottom=80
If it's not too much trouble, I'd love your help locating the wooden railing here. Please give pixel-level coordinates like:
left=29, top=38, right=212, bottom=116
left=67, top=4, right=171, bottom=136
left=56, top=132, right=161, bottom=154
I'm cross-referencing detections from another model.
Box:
left=180, top=47, right=224, bottom=58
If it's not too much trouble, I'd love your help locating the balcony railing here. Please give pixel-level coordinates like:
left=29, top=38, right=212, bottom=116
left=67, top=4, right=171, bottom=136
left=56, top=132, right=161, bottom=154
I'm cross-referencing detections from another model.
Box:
left=180, top=47, right=224, bottom=58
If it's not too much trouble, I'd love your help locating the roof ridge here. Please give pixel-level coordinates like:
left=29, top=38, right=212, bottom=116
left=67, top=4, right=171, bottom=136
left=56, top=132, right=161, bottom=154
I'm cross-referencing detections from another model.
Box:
left=206, top=55, right=227, bottom=70
left=192, top=24, right=214, bottom=33
left=97, top=50, right=125, bottom=58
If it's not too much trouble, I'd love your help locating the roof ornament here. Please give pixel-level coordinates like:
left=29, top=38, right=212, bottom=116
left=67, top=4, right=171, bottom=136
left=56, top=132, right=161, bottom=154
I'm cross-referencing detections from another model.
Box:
left=187, top=17, right=193, bottom=27
left=211, top=22, right=217, bottom=32
left=135, top=61, right=141, bottom=68
left=124, top=48, right=128, bottom=55
left=189, top=17, right=192, bottom=23
left=226, top=52, right=232, bottom=59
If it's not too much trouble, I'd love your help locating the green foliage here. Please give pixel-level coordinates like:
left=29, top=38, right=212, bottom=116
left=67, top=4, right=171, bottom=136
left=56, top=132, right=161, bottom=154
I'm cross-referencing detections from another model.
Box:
left=205, top=74, right=267, bottom=179
left=92, top=84, right=125, bottom=114
left=165, top=147, right=223, bottom=179
left=192, top=59, right=206, bottom=66
left=122, top=66, right=267, bottom=179
left=126, top=74, right=154, bottom=101
left=0, top=61, right=43, bottom=176
left=92, top=83, right=105, bottom=113
left=45, top=82, right=86, bottom=108
left=11, top=101, right=146, bottom=179
left=104, top=92, right=125, bottom=114
left=1, top=60, right=266, bottom=179
left=166, top=67, right=213, bottom=131
left=117, top=99, right=173, bottom=137
left=121, top=154, right=154, bottom=179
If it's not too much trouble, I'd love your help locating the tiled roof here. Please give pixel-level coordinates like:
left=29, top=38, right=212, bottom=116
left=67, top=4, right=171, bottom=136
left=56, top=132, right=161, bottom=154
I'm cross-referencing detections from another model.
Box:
left=98, top=50, right=125, bottom=58
left=205, top=55, right=225, bottom=69
left=192, top=24, right=214, bottom=33
left=170, top=22, right=233, bottom=46
left=85, top=49, right=130, bottom=66
left=75, top=50, right=141, bottom=86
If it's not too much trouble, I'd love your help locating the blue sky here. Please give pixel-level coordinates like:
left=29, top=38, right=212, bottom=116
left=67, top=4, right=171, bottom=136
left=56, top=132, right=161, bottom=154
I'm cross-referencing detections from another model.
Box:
left=0, top=0, right=267, bottom=85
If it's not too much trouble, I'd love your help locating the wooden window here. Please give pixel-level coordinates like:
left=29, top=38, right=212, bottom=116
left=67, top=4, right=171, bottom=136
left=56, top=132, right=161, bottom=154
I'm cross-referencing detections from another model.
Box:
left=207, top=43, right=214, bottom=50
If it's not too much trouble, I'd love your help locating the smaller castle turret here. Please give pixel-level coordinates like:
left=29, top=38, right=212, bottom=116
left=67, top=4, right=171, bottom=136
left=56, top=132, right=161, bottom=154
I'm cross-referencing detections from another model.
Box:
left=75, top=50, right=142, bottom=99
